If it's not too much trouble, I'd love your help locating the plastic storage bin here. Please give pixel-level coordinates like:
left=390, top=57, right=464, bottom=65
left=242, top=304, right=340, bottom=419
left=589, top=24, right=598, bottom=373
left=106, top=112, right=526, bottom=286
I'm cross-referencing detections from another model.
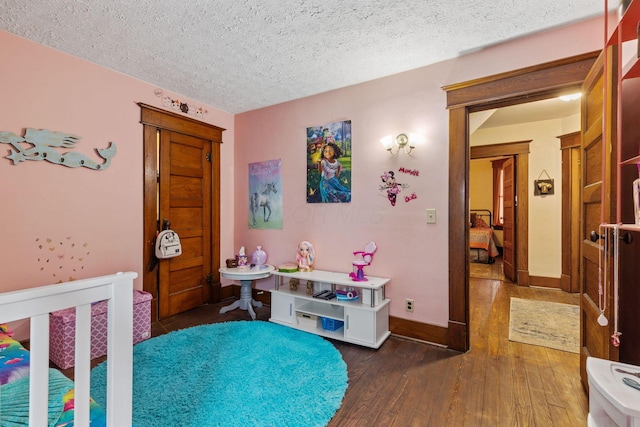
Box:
left=587, top=357, right=640, bottom=426
left=296, top=312, right=318, bottom=329
left=321, top=317, right=344, bottom=331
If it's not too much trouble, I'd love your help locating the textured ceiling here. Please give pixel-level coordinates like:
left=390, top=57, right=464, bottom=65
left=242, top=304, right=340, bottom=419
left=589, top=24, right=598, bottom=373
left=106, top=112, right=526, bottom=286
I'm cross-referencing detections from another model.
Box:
left=1, top=0, right=604, bottom=114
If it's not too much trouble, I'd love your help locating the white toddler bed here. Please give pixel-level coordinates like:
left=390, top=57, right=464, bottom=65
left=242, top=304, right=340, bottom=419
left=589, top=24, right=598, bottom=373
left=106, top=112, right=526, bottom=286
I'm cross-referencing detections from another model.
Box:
left=0, top=271, right=137, bottom=427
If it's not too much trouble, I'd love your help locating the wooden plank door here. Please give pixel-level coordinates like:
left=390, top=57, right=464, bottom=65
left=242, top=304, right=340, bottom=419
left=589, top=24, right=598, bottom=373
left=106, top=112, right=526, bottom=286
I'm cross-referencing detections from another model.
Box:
left=502, top=156, right=516, bottom=282
left=579, top=48, right=618, bottom=388
left=158, top=130, right=212, bottom=318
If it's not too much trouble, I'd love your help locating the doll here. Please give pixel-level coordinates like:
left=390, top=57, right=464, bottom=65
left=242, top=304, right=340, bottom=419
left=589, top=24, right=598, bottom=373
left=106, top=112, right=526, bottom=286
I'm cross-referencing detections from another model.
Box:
left=296, top=241, right=315, bottom=272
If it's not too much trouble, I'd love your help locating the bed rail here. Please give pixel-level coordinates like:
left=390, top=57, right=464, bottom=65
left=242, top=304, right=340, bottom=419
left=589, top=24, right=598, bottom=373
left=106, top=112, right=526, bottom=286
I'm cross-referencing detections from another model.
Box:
left=470, top=208, right=493, bottom=227
left=0, top=271, right=137, bottom=427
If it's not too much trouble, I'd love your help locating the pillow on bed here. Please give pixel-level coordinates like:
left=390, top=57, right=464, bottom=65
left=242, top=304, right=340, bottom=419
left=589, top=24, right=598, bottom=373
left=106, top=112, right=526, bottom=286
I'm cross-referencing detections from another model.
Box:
left=475, top=217, right=490, bottom=228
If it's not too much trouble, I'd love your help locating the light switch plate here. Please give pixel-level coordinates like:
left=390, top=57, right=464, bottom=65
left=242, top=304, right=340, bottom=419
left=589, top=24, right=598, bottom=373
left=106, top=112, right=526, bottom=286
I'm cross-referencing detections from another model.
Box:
left=426, top=208, right=436, bottom=224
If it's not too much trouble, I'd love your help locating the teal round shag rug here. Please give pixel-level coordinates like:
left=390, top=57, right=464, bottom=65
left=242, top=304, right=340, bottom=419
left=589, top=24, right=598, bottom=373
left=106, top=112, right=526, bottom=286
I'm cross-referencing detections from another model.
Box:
left=90, top=321, right=348, bottom=427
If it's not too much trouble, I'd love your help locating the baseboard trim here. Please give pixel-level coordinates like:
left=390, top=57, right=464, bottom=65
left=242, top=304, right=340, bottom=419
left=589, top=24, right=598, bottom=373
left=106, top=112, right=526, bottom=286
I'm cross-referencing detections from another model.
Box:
left=222, top=285, right=272, bottom=304
left=220, top=284, right=235, bottom=300
left=389, top=316, right=448, bottom=347
left=517, top=269, right=530, bottom=286
left=529, top=275, right=562, bottom=289
left=561, top=274, right=571, bottom=292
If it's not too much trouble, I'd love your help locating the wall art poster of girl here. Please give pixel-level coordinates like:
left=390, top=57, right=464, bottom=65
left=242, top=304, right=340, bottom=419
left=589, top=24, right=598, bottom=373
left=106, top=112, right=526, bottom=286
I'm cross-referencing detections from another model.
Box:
left=249, top=159, right=283, bottom=229
left=306, top=120, right=351, bottom=203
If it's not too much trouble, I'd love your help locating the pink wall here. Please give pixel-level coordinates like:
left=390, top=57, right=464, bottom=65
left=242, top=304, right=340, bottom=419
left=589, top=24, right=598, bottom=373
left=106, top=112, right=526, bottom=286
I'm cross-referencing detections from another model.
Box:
left=234, top=17, right=604, bottom=327
left=0, top=30, right=235, bottom=293
left=1, top=15, right=604, bottom=331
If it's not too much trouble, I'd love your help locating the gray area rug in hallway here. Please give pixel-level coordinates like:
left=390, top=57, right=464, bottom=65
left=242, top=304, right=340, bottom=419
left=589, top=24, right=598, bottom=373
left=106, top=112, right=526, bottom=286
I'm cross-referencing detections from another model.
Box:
left=508, top=297, right=579, bottom=353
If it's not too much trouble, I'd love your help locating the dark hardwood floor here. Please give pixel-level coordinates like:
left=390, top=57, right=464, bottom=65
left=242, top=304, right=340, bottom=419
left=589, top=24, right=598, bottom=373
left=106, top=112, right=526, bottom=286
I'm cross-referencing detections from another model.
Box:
left=151, top=273, right=587, bottom=427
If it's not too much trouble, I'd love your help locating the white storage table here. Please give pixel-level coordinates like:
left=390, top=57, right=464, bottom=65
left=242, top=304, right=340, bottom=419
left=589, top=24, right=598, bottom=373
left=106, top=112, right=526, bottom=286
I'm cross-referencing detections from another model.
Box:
left=270, top=269, right=390, bottom=348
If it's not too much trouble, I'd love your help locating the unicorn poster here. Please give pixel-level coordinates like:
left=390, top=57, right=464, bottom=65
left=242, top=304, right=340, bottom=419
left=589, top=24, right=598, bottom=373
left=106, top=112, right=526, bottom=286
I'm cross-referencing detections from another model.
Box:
left=306, top=120, right=352, bottom=203
left=249, top=159, right=282, bottom=229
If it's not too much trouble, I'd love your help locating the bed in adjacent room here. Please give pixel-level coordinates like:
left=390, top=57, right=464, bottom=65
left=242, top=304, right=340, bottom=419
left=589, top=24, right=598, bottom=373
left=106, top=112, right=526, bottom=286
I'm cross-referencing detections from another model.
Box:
left=0, top=272, right=136, bottom=427
left=470, top=209, right=500, bottom=264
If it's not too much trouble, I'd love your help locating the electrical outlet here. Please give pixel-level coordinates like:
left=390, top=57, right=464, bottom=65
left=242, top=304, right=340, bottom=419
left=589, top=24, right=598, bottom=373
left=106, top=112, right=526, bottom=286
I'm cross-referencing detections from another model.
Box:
left=405, top=298, right=414, bottom=312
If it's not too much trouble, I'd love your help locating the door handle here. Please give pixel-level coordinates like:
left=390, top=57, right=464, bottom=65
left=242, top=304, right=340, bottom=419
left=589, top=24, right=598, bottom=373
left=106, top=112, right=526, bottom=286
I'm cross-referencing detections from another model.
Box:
left=590, top=231, right=603, bottom=242
left=590, top=230, right=633, bottom=244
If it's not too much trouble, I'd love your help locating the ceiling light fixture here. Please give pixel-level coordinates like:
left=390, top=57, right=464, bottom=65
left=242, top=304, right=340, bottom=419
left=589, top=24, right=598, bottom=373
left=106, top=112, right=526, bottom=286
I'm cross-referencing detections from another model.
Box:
left=558, top=93, right=582, bottom=102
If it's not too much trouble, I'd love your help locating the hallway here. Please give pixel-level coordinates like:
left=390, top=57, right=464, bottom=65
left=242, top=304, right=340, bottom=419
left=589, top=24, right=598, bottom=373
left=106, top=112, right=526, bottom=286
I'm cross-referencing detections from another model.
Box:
left=470, top=255, right=507, bottom=282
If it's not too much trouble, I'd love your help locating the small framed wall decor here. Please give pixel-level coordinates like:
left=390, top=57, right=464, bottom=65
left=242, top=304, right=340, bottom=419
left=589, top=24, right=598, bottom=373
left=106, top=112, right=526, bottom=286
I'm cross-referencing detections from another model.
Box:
left=534, top=169, right=554, bottom=196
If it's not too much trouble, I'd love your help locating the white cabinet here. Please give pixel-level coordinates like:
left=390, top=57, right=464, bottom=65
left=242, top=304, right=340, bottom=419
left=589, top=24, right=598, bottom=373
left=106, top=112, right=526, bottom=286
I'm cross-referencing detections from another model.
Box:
left=344, top=305, right=389, bottom=346
left=269, top=270, right=390, bottom=348
left=270, top=292, right=295, bottom=324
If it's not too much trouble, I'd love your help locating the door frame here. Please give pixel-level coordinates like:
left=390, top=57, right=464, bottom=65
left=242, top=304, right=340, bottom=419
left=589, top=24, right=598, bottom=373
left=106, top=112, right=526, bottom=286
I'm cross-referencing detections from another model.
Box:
left=470, top=141, right=531, bottom=284
left=559, top=131, right=582, bottom=293
left=443, top=51, right=599, bottom=352
left=139, top=103, right=224, bottom=321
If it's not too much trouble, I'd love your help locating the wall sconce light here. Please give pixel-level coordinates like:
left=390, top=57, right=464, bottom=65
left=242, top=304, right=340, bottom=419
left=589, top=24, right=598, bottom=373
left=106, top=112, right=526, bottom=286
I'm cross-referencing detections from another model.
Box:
left=380, top=133, right=415, bottom=155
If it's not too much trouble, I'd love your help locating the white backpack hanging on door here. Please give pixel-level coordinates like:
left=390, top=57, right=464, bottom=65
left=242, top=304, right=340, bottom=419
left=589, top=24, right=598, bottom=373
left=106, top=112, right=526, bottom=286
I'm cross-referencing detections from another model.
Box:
left=155, top=229, right=182, bottom=259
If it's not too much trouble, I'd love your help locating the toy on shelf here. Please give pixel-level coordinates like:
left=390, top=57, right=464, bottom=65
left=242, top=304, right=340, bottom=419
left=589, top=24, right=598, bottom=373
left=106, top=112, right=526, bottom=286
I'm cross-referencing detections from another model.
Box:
left=306, top=280, right=315, bottom=295
left=237, top=246, right=248, bottom=269
left=251, top=245, right=268, bottom=266
left=349, top=241, right=377, bottom=282
left=336, top=288, right=359, bottom=301
left=278, top=262, right=298, bottom=273
left=296, top=241, right=315, bottom=272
